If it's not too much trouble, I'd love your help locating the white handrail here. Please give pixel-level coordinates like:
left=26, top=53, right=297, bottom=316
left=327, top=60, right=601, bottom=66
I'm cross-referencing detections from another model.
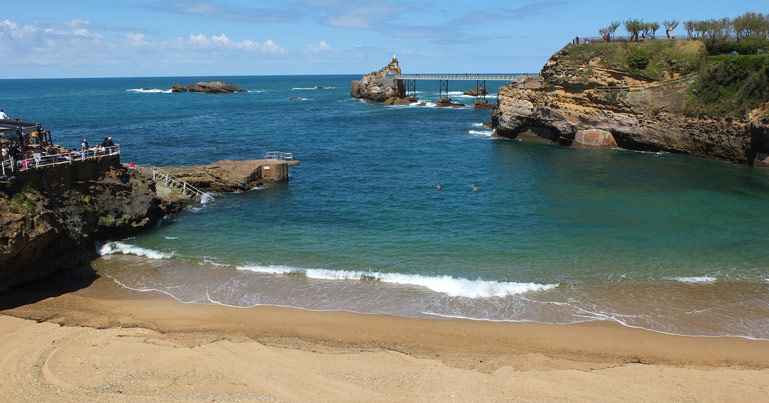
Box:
left=1, top=156, right=14, bottom=177
left=151, top=168, right=213, bottom=202
left=12, top=145, right=120, bottom=172
left=264, top=151, right=294, bottom=160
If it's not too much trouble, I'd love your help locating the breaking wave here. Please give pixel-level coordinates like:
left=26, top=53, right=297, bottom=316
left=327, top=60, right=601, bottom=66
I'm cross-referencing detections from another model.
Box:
left=98, top=242, right=174, bottom=260
left=671, top=276, right=718, bottom=284
left=236, top=265, right=558, bottom=298
left=126, top=88, right=172, bottom=94
left=468, top=129, right=494, bottom=137
left=291, top=86, right=336, bottom=91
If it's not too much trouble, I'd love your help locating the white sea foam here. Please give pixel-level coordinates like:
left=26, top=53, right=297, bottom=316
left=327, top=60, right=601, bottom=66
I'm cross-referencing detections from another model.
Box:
left=98, top=241, right=174, bottom=259
left=671, top=276, right=718, bottom=284
left=472, top=122, right=485, bottom=128
left=200, top=193, right=214, bottom=205
left=468, top=129, right=494, bottom=137
left=236, top=265, right=557, bottom=298
left=163, top=236, right=179, bottom=240
left=247, top=89, right=265, bottom=93
left=386, top=101, right=469, bottom=109
left=291, top=86, right=336, bottom=90
left=126, top=88, right=172, bottom=94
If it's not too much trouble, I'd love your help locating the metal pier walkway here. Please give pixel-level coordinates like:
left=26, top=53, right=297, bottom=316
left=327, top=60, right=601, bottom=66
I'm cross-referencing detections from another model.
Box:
left=391, top=73, right=536, bottom=81
left=389, top=73, right=539, bottom=107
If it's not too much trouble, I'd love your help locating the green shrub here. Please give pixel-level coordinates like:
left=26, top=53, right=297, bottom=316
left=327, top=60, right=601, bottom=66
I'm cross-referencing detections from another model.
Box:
left=706, top=37, right=769, bottom=55
left=628, top=48, right=651, bottom=70
left=687, top=54, right=769, bottom=117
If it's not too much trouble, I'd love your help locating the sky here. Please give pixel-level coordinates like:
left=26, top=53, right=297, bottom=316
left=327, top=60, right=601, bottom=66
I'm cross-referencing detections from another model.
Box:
left=1, top=0, right=768, bottom=78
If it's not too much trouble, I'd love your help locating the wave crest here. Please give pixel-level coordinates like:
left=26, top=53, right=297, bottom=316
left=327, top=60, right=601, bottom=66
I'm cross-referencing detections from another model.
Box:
left=126, top=88, right=172, bottom=94
left=236, top=265, right=557, bottom=298
left=99, top=242, right=174, bottom=259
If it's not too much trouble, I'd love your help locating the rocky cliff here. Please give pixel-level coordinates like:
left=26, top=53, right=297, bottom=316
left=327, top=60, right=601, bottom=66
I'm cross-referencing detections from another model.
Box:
left=0, top=157, right=300, bottom=290
left=0, top=160, right=177, bottom=291
left=351, top=57, right=408, bottom=103
left=493, top=40, right=769, bottom=164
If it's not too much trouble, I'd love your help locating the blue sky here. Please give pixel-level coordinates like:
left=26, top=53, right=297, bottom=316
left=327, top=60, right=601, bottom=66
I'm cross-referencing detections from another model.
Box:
left=1, top=0, right=767, bottom=78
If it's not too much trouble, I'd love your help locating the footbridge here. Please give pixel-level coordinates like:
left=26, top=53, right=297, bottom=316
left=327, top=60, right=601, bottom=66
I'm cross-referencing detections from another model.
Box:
left=388, top=73, right=538, bottom=107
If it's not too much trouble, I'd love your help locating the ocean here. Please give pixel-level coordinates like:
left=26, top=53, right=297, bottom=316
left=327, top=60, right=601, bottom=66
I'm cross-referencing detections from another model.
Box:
left=3, top=75, right=769, bottom=339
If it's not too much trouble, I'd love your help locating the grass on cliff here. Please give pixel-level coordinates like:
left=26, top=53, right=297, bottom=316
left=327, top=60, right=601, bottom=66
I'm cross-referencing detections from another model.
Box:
left=565, top=40, right=769, bottom=117
left=687, top=54, right=769, bottom=118
left=565, top=40, right=706, bottom=80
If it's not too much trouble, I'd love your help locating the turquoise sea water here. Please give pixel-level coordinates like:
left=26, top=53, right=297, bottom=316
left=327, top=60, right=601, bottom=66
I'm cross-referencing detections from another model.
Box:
left=3, top=76, right=769, bottom=338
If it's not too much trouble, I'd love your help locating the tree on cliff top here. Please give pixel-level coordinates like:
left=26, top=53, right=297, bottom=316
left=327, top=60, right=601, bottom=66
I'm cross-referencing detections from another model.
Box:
left=664, top=20, right=679, bottom=39
left=599, top=22, right=620, bottom=42
left=625, top=19, right=643, bottom=41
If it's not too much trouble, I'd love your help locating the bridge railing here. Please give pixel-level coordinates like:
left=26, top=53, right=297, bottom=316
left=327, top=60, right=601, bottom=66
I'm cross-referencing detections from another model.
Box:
left=264, top=151, right=294, bottom=161
left=391, top=73, right=538, bottom=81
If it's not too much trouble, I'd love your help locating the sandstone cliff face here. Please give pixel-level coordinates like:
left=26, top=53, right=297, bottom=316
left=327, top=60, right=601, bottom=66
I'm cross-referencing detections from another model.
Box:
left=351, top=57, right=405, bottom=102
left=493, top=44, right=760, bottom=164
left=0, top=162, right=174, bottom=291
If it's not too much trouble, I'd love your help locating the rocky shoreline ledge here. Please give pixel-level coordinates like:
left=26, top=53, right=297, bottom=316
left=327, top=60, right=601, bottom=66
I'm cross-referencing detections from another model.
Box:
left=0, top=158, right=296, bottom=291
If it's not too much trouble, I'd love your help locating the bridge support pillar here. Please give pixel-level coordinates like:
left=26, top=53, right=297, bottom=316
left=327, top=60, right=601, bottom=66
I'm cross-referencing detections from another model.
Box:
left=439, top=80, right=449, bottom=102
left=407, top=80, right=417, bottom=99
left=395, top=79, right=406, bottom=98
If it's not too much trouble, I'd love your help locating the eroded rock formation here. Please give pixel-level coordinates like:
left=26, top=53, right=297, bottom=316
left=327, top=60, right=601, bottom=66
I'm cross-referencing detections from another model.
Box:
left=492, top=43, right=762, bottom=164
left=351, top=57, right=408, bottom=103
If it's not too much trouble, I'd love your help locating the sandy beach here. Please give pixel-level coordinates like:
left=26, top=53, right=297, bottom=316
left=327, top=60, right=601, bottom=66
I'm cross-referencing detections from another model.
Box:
left=0, top=269, right=768, bottom=403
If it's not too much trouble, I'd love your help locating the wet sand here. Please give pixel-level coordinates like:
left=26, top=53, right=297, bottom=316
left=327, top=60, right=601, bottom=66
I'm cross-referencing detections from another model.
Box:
left=2, top=272, right=769, bottom=402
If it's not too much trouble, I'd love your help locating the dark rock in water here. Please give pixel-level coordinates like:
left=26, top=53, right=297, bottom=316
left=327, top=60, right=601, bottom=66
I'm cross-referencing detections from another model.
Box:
left=436, top=99, right=465, bottom=108
left=351, top=57, right=404, bottom=102
left=464, top=88, right=488, bottom=96
left=383, top=97, right=413, bottom=106
left=171, top=81, right=244, bottom=94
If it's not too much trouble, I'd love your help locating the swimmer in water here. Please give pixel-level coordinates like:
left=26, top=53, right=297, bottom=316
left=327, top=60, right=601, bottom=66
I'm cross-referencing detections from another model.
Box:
left=435, top=184, right=443, bottom=191
left=471, top=184, right=480, bottom=192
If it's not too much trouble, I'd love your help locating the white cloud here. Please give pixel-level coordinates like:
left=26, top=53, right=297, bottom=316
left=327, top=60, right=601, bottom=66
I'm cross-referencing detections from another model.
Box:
left=306, top=40, right=331, bottom=54
left=126, top=32, right=147, bottom=46
left=185, top=33, right=286, bottom=54
left=0, top=18, right=291, bottom=77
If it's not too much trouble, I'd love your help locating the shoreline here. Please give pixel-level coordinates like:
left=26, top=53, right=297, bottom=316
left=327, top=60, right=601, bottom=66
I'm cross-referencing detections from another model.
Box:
left=3, top=269, right=769, bottom=369
left=2, top=268, right=769, bottom=401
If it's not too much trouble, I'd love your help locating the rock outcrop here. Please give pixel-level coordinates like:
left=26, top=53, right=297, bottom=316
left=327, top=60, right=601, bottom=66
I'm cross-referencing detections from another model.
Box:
left=171, top=81, right=243, bottom=94
left=492, top=42, right=762, bottom=164
left=0, top=161, right=177, bottom=291
left=351, top=57, right=408, bottom=103
left=154, top=159, right=299, bottom=193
